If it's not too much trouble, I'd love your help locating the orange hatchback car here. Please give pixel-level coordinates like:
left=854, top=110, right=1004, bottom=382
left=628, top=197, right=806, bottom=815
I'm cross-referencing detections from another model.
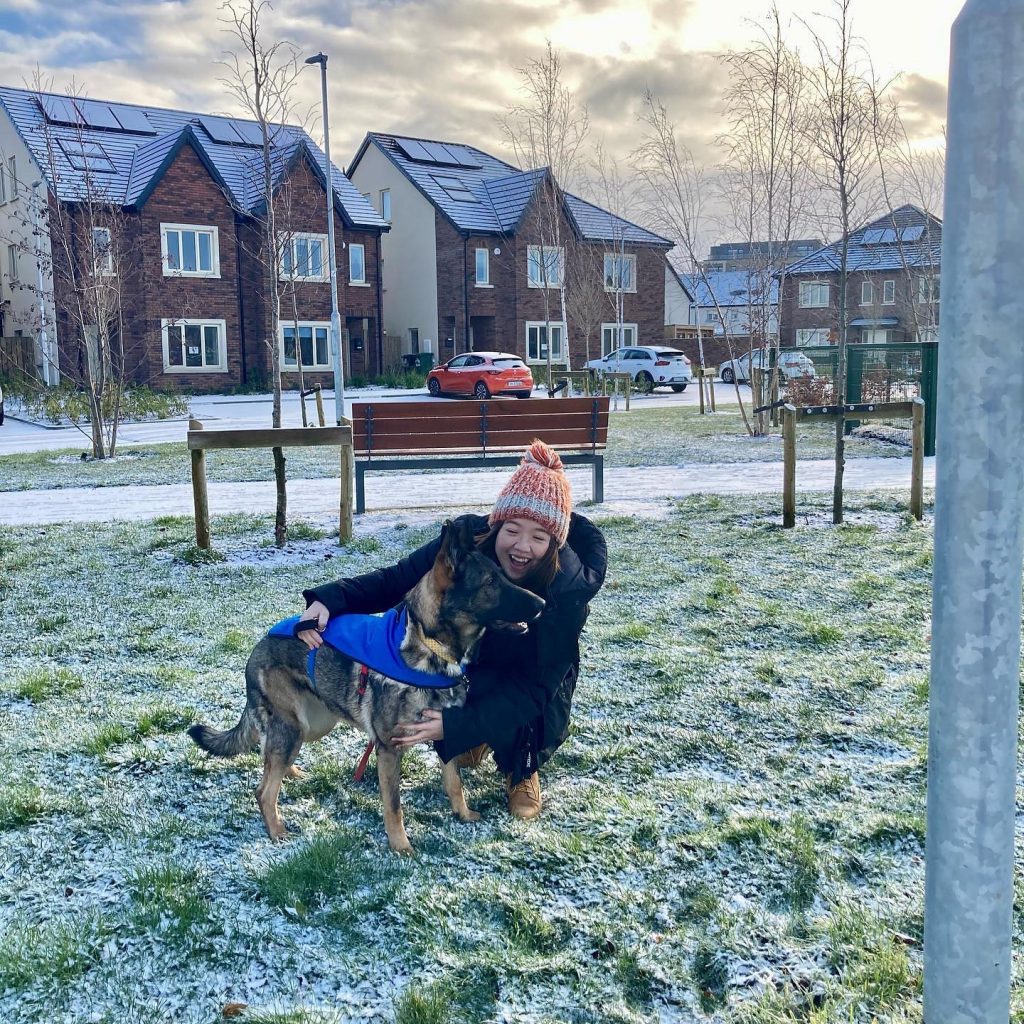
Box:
left=426, top=351, right=534, bottom=400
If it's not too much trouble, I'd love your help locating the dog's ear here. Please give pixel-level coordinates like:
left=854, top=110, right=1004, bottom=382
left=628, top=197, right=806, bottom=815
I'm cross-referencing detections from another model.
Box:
left=440, top=515, right=474, bottom=572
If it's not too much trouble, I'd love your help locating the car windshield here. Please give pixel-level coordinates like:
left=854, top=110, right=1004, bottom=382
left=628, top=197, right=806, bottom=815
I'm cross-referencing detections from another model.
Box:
left=493, top=358, right=527, bottom=368
left=655, top=350, right=684, bottom=358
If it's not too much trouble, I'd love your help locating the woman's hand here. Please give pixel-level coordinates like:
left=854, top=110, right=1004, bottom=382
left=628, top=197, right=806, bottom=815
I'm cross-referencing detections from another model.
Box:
left=391, top=709, right=444, bottom=749
left=297, top=601, right=330, bottom=650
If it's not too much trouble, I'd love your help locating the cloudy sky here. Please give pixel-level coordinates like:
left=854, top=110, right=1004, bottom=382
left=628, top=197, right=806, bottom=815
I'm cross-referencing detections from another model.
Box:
left=0, top=0, right=959, bottom=172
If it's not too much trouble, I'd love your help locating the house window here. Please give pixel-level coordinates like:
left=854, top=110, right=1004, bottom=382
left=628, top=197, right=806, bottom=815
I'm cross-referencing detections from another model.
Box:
left=918, top=275, right=940, bottom=304
left=92, top=227, right=113, bottom=275
left=601, top=323, right=637, bottom=355
left=475, top=248, right=490, bottom=286
left=7, top=243, right=18, bottom=282
left=527, top=245, right=564, bottom=288
left=860, top=281, right=873, bottom=305
left=883, top=279, right=896, bottom=305
left=8, top=157, right=16, bottom=199
left=162, top=319, right=227, bottom=373
left=796, top=328, right=830, bottom=346
left=349, top=243, right=366, bottom=284
left=525, top=321, right=565, bottom=363
left=799, top=281, right=829, bottom=307
left=380, top=189, right=391, bottom=222
left=0, top=163, right=6, bottom=204
left=705, top=311, right=719, bottom=323
left=603, top=253, right=636, bottom=292
left=280, top=232, right=328, bottom=281
left=281, top=322, right=331, bottom=370
left=161, top=224, right=219, bottom=277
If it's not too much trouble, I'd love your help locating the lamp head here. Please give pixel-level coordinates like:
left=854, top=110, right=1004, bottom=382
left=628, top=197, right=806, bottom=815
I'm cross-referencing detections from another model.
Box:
left=305, top=53, right=327, bottom=67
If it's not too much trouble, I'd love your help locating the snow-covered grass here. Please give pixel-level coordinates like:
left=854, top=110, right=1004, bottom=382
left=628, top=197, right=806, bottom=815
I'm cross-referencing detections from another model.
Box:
left=2, top=491, right=1002, bottom=1023
left=0, top=407, right=909, bottom=492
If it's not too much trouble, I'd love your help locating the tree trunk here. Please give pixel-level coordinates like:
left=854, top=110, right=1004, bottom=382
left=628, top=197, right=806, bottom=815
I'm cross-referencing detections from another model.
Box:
left=273, top=445, right=287, bottom=547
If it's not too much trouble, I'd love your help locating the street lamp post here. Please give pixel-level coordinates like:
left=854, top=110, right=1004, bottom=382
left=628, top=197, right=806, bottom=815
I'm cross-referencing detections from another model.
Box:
left=30, top=179, right=56, bottom=386
left=304, top=52, right=344, bottom=425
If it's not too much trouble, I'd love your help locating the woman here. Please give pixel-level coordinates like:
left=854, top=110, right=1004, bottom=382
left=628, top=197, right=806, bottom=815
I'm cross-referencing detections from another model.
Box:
left=296, top=440, right=607, bottom=819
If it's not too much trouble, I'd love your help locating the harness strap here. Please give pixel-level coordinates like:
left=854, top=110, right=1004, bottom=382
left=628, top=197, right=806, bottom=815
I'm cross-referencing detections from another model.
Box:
left=353, top=664, right=374, bottom=782
left=306, top=647, right=318, bottom=690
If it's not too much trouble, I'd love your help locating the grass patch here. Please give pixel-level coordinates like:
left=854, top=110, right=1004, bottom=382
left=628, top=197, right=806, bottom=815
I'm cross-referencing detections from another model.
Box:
left=127, top=861, right=213, bottom=936
left=0, top=912, right=111, bottom=991
left=0, top=782, right=66, bottom=830
left=7, top=665, right=85, bottom=702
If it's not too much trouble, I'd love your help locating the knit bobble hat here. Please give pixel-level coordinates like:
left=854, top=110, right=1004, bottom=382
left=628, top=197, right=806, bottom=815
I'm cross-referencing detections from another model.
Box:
left=489, top=439, right=572, bottom=546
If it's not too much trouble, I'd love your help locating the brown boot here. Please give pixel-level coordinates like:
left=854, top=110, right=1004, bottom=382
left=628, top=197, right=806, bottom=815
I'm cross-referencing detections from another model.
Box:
left=455, top=743, right=490, bottom=769
left=506, top=772, right=542, bottom=820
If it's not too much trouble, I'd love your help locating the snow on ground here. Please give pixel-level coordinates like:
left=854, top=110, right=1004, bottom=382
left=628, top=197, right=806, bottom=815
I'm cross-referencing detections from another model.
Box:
left=2, top=489, right=1003, bottom=1024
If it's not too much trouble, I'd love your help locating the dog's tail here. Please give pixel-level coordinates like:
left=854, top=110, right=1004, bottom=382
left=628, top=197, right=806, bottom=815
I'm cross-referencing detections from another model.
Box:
left=187, top=707, right=260, bottom=758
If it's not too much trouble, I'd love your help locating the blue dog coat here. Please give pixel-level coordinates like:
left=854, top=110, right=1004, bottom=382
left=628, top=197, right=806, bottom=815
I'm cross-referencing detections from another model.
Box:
left=268, top=608, right=461, bottom=690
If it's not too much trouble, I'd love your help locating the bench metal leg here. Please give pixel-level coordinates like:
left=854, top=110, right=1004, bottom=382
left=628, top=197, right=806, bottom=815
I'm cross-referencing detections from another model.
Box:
left=592, top=455, right=604, bottom=504
left=356, top=462, right=367, bottom=515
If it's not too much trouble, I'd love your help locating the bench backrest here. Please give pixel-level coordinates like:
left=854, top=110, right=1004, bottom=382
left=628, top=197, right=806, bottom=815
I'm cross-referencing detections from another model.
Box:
left=351, top=397, right=610, bottom=458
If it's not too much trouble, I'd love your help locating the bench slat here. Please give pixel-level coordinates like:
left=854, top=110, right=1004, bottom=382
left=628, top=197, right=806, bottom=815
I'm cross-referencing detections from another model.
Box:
left=353, top=411, right=609, bottom=439
left=350, top=397, right=604, bottom=421
left=354, top=444, right=607, bottom=458
left=353, top=427, right=608, bottom=452
left=188, top=426, right=352, bottom=451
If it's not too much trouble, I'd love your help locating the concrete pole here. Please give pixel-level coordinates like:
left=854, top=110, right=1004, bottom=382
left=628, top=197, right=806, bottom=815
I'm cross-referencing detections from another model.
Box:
left=925, top=2, right=1024, bottom=1020
left=307, top=53, right=345, bottom=425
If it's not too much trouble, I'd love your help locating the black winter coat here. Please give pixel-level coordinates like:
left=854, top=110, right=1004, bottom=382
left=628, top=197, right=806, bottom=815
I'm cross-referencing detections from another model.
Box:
left=303, top=513, right=607, bottom=783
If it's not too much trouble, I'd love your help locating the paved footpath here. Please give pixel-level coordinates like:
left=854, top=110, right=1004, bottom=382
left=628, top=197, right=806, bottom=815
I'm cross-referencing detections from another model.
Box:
left=1, top=457, right=935, bottom=526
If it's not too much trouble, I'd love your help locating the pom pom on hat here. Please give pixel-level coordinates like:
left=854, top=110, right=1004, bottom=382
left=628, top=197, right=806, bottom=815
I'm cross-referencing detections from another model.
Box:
left=489, top=439, right=572, bottom=546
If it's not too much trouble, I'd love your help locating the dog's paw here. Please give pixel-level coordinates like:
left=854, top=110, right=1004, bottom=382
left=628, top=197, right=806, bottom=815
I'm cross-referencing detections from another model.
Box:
left=389, top=840, right=415, bottom=856
left=457, top=809, right=482, bottom=823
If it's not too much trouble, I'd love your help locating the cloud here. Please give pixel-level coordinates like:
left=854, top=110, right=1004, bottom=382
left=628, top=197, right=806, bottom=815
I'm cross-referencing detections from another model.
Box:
left=893, top=73, right=946, bottom=138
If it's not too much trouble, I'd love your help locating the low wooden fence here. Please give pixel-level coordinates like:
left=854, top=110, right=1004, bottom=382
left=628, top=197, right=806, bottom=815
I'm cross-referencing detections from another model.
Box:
left=187, top=419, right=355, bottom=546
left=551, top=370, right=632, bottom=409
left=0, top=336, right=38, bottom=381
left=782, top=398, right=925, bottom=527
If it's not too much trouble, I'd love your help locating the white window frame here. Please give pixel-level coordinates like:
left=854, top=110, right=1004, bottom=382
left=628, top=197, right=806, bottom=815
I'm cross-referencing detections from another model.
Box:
left=918, top=274, right=940, bottom=304
left=92, top=227, right=113, bottom=276
left=8, top=156, right=16, bottom=199
left=603, top=253, right=637, bottom=293
left=161, top=223, right=220, bottom=278
left=475, top=247, right=490, bottom=287
left=161, top=318, right=227, bottom=374
left=280, top=321, right=332, bottom=371
left=380, top=189, right=391, bottom=222
left=278, top=232, right=328, bottom=282
left=799, top=281, right=829, bottom=308
left=527, top=245, right=564, bottom=289
left=882, top=279, right=896, bottom=305
left=7, top=243, right=17, bottom=282
left=349, top=242, right=367, bottom=285
left=0, top=162, right=6, bottom=204
left=860, top=280, right=873, bottom=305
left=796, top=328, right=830, bottom=346
left=600, top=323, right=637, bottom=356
left=525, top=321, right=566, bottom=363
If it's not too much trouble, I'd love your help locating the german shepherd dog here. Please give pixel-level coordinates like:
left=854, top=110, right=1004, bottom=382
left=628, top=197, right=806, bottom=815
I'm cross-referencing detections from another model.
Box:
left=188, top=518, right=545, bottom=853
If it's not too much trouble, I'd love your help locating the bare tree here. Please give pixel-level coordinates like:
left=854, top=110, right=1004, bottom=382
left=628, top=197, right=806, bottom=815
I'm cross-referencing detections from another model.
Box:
left=564, top=235, right=605, bottom=368
left=220, top=0, right=303, bottom=545
left=500, top=41, right=589, bottom=383
left=719, top=5, right=813, bottom=433
left=802, top=0, right=892, bottom=523
left=633, top=90, right=753, bottom=432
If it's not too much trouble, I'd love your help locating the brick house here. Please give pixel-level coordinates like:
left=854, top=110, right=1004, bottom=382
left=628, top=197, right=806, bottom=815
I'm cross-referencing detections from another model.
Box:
left=347, top=132, right=673, bottom=369
left=0, top=86, right=388, bottom=391
left=779, top=205, right=941, bottom=347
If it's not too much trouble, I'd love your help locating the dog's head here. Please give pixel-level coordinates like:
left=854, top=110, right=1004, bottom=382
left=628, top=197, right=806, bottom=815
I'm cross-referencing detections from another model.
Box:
left=435, top=517, right=545, bottom=630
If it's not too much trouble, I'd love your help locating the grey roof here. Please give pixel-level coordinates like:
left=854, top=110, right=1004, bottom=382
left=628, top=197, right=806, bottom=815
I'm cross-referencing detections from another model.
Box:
left=784, top=205, right=941, bottom=276
left=352, top=132, right=672, bottom=246
left=0, top=86, right=387, bottom=230
left=680, top=269, right=779, bottom=307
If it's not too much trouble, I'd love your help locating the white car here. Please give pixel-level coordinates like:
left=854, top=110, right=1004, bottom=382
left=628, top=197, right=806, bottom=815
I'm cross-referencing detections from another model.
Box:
left=586, top=346, right=693, bottom=393
left=718, top=349, right=816, bottom=384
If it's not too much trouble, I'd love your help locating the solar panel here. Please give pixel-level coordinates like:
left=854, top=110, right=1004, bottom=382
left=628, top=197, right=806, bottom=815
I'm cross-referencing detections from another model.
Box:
left=40, top=96, right=83, bottom=126
left=393, top=137, right=433, bottom=162
left=199, top=115, right=244, bottom=144
left=77, top=101, right=121, bottom=131
left=421, top=141, right=461, bottom=166
left=444, top=146, right=481, bottom=169
left=230, top=120, right=267, bottom=147
left=862, top=227, right=897, bottom=244
left=900, top=225, right=925, bottom=242
left=110, top=106, right=155, bottom=134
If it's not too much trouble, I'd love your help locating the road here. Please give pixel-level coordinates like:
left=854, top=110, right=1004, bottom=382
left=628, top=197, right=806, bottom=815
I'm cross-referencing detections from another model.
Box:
left=0, top=381, right=748, bottom=456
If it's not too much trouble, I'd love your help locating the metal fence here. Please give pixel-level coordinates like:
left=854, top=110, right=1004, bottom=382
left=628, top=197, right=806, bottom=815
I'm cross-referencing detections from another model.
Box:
left=779, top=342, right=937, bottom=455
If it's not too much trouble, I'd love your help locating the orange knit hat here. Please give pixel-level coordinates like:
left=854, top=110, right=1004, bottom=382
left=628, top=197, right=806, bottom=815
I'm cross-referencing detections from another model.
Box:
left=489, top=439, right=572, bottom=546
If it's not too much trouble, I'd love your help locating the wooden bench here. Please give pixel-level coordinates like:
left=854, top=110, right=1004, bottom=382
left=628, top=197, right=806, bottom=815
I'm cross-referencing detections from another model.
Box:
left=351, top=397, right=610, bottom=514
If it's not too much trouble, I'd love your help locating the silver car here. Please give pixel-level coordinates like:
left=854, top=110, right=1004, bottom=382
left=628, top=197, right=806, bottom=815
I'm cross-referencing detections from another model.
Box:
left=719, top=349, right=816, bottom=384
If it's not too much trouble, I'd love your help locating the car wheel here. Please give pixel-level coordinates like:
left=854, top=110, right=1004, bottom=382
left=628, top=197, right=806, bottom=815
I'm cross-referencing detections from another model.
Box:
left=721, top=367, right=735, bottom=384
left=671, top=383, right=687, bottom=393
left=516, top=390, right=532, bottom=399
left=427, top=377, right=442, bottom=397
left=473, top=381, right=490, bottom=400
left=636, top=371, right=655, bottom=394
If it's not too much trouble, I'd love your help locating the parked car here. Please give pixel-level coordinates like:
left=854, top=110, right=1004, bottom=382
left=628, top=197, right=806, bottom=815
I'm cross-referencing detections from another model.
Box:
left=585, top=346, right=693, bottom=393
left=426, top=351, right=534, bottom=399
left=718, top=349, right=816, bottom=384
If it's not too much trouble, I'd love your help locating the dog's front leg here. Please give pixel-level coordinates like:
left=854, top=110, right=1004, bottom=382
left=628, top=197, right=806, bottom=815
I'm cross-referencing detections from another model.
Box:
left=440, top=758, right=481, bottom=823
left=376, top=744, right=413, bottom=854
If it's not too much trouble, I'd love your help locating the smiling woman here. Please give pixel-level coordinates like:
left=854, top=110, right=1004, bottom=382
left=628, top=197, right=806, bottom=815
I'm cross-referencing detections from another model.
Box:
left=297, top=439, right=607, bottom=820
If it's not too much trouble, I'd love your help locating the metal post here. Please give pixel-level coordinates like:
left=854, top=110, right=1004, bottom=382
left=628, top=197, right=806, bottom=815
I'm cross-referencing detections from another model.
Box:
left=925, top=2, right=1024, bottom=1020
left=782, top=405, right=796, bottom=529
left=31, top=181, right=56, bottom=386
left=306, top=53, right=345, bottom=425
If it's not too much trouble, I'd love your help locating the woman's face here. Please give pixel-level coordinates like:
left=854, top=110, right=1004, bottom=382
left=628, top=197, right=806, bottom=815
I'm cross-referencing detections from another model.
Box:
left=494, top=517, right=554, bottom=582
